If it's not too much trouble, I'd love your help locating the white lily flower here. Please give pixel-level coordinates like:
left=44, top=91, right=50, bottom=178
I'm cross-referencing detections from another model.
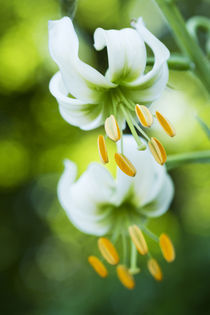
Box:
left=58, top=136, right=174, bottom=236
left=58, top=136, right=175, bottom=286
left=49, top=17, right=170, bottom=146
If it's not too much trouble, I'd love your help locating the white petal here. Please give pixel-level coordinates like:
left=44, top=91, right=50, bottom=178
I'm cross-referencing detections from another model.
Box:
left=94, top=27, right=146, bottom=83
left=50, top=72, right=104, bottom=130
left=58, top=160, right=116, bottom=235
left=121, top=18, right=169, bottom=103
left=49, top=17, right=115, bottom=103
left=140, top=174, right=174, bottom=217
left=116, top=136, right=165, bottom=206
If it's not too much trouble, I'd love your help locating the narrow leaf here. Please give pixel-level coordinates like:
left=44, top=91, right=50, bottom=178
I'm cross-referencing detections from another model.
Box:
left=166, top=150, right=210, bottom=170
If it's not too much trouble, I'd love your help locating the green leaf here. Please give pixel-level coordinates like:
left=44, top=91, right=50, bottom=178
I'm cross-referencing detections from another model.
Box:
left=59, top=0, right=77, bottom=19
left=196, top=116, right=210, bottom=139
left=166, top=151, right=210, bottom=170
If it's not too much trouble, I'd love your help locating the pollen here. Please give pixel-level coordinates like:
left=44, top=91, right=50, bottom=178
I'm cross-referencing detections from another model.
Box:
left=147, top=258, right=163, bottom=281
left=159, top=233, right=175, bottom=262
left=97, top=135, right=109, bottom=164
left=117, top=265, right=135, bottom=290
left=104, top=115, right=121, bottom=142
left=156, top=111, right=176, bottom=137
left=98, top=237, right=119, bottom=265
left=129, top=225, right=148, bottom=255
left=148, top=137, right=167, bottom=165
left=115, top=153, right=136, bottom=177
left=88, top=256, right=108, bottom=278
left=135, top=104, right=153, bottom=127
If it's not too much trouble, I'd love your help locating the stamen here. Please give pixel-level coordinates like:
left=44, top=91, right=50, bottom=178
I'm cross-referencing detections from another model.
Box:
left=147, top=258, right=163, bottom=281
left=88, top=256, right=108, bottom=278
left=97, top=135, right=109, bottom=164
left=156, top=111, right=176, bottom=137
left=117, top=265, right=135, bottom=290
left=105, top=115, right=121, bottom=142
left=129, top=225, right=148, bottom=255
left=115, top=153, right=136, bottom=177
left=98, top=237, right=119, bottom=265
left=135, top=104, right=153, bottom=127
left=148, top=137, right=167, bottom=165
left=159, top=233, right=175, bottom=262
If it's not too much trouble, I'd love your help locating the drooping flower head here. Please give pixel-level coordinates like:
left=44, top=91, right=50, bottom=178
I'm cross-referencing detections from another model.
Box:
left=49, top=17, right=176, bottom=175
left=58, top=136, right=175, bottom=289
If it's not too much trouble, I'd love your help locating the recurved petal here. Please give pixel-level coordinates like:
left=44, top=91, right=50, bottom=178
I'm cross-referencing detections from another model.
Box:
left=58, top=160, right=116, bottom=235
left=49, top=17, right=115, bottom=103
left=94, top=27, right=146, bottom=84
left=140, top=174, right=174, bottom=217
left=115, top=136, right=166, bottom=207
left=50, top=72, right=104, bottom=130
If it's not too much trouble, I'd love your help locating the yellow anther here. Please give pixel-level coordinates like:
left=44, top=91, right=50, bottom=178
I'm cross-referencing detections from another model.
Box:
left=156, top=111, right=176, bottom=137
left=129, top=225, right=148, bottom=255
left=98, top=237, right=119, bottom=265
left=88, top=256, right=108, bottom=278
left=104, top=115, right=121, bottom=142
left=135, top=104, right=153, bottom=127
left=115, top=153, right=136, bottom=177
left=97, top=135, right=109, bottom=164
left=159, top=233, right=175, bottom=263
left=147, top=258, right=163, bottom=281
left=117, top=265, right=135, bottom=290
left=148, top=137, right=167, bottom=165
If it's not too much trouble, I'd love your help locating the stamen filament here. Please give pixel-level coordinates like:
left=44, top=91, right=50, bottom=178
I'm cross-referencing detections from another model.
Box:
left=132, top=118, right=150, bottom=141
left=140, top=225, right=159, bottom=243
left=122, top=233, right=127, bottom=265
left=121, top=106, right=146, bottom=150
left=129, top=240, right=140, bottom=275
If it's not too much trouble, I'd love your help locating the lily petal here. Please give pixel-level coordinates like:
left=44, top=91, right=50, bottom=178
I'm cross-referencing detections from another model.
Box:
left=94, top=27, right=146, bottom=84
left=116, top=136, right=166, bottom=207
left=50, top=72, right=105, bottom=130
left=123, top=18, right=169, bottom=102
left=140, top=174, right=174, bottom=217
left=49, top=17, right=116, bottom=103
left=58, top=160, right=116, bottom=235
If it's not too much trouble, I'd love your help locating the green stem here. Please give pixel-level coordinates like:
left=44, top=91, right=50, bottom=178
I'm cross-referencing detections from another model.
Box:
left=121, top=107, right=146, bottom=150
left=147, top=55, right=194, bottom=71
left=166, top=150, right=210, bottom=170
left=153, top=0, right=210, bottom=92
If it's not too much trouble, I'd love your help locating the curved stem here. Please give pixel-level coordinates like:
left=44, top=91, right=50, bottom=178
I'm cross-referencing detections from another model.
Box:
left=166, top=150, right=210, bottom=170
left=153, top=0, right=210, bottom=93
left=147, top=55, right=194, bottom=70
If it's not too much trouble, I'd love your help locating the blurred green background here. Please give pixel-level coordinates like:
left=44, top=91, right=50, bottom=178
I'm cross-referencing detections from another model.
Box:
left=0, top=0, right=210, bottom=314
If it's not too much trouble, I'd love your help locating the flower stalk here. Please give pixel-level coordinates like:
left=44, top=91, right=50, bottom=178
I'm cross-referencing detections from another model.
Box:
left=153, top=0, right=210, bottom=92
